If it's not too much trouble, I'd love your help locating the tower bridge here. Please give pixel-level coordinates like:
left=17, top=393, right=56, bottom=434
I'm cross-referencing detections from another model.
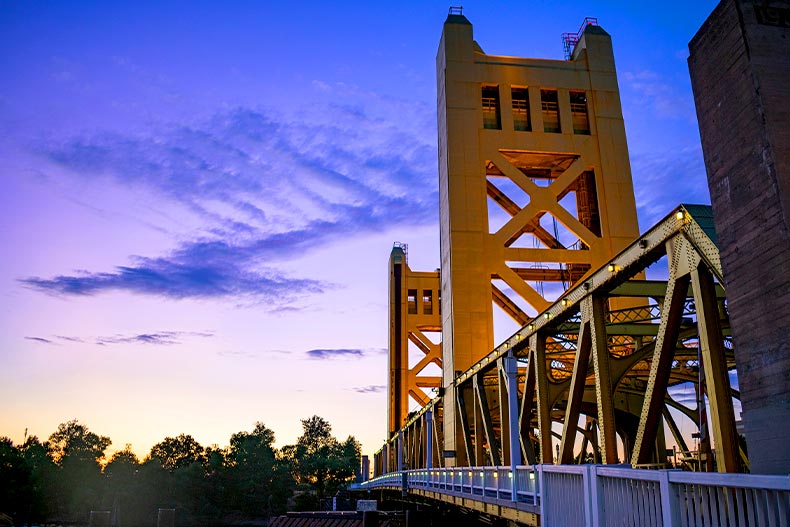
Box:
left=361, top=3, right=790, bottom=526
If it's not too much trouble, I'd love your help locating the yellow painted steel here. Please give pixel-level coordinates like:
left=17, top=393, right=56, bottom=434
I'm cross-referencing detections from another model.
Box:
left=378, top=205, right=744, bottom=477
left=436, top=14, right=639, bottom=462
left=388, top=245, right=442, bottom=436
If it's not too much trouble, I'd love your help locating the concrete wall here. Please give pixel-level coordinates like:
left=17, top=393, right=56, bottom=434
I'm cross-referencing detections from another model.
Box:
left=689, top=0, right=790, bottom=475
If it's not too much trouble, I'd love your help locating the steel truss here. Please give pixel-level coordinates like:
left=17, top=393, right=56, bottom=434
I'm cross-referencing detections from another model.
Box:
left=376, top=205, right=744, bottom=475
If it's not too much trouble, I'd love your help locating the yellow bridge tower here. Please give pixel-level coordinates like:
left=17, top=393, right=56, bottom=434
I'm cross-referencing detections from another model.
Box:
left=435, top=12, right=640, bottom=464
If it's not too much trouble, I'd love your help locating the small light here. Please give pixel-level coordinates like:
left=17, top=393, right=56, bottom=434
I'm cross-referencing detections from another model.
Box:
left=543, top=313, right=551, bottom=319
left=676, top=210, right=685, bottom=220
left=504, top=343, right=509, bottom=349
left=468, top=471, right=472, bottom=477
left=561, top=299, right=569, bottom=306
left=607, top=264, right=616, bottom=272
left=493, top=472, right=498, bottom=478
left=509, top=472, right=513, bottom=478
left=529, top=473, right=535, bottom=480
left=528, top=324, right=535, bottom=330
left=517, top=334, right=523, bottom=340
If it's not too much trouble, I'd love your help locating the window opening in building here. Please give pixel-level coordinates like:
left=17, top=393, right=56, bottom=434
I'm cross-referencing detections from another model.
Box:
left=482, top=85, right=501, bottom=130
left=570, top=91, right=590, bottom=134
left=407, top=289, right=418, bottom=314
left=422, top=290, right=433, bottom=315
left=511, top=87, right=531, bottom=131
left=541, top=89, right=561, bottom=133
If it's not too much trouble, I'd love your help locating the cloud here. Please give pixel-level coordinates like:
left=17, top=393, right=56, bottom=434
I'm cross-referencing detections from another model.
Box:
left=306, top=348, right=365, bottom=360
left=621, top=70, right=696, bottom=122
left=26, top=333, right=208, bottom=347
left=94, top=330, right=213, bottom=346
left=54, top=335, right=86, bottom=343
left=25, top=336, right=55, bottom=344
left=22, top=258, right=327, bottom=304
left=352, top=385, right=386, bottom=394
left=631, top=143, right=709, bottom=228
left=27, top=99, right=438, bottom=303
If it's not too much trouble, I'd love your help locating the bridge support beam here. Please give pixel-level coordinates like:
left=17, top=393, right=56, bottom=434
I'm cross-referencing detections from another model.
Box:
left=503, top=351, right=520, bottom=500
left=691, top=265, right=739, bottom=472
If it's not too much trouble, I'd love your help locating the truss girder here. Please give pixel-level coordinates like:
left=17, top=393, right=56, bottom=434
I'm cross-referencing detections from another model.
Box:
left=380, top=205, right=744, bottom=475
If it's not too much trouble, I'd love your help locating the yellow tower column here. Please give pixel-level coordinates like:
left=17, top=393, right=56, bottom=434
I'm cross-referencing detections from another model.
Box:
left=436, top=12, right=640, bottom=463
left=388, top=244, right=442, bottom=437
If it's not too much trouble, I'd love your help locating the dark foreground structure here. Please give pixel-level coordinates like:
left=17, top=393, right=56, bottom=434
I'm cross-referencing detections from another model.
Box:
left=688, top=0, right=790, bottom=475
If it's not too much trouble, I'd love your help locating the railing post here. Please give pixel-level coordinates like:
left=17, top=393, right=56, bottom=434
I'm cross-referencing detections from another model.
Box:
left=587, top=464, right=601, bottom=527
left=505, top=351, right=520, bottom=502
left=426, top=407, right=433, bottom=469
left=537, top=464, right=546, bottom=522
left=658, top=470, right=678, bottom=527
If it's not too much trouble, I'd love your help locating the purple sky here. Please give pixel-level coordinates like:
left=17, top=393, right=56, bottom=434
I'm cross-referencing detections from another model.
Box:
left=1, top=1, right=718, bottom=458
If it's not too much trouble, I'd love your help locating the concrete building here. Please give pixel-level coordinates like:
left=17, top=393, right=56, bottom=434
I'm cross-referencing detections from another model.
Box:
left=689, top=0, right=790, bottom=475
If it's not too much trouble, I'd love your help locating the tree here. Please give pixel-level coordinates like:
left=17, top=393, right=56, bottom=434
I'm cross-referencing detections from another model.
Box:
left=105, top=444, right=139, bottom=479
left=47, top=420, right=111, bottom=521
left=48, top=419, right=111, bottom=465
left=226, top=422, right=290, bottom=515
left=0, top=437, right=30, bottom=524
left=283, top=416, right=361, bottom=503
left=18, top=435, right=56, bottom=524
left=149, top=434, right=205, bottom=471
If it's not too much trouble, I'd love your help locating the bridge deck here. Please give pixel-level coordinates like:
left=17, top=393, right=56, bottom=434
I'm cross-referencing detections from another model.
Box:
left=360, top=465, right=790, bottom=527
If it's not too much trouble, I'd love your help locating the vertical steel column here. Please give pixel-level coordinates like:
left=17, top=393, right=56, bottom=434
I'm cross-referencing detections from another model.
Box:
left=504, top=351, right=520, bottom=501
left=691, top=265, right=740, bottom=472
left=531, top=333, right=553, bottom=463
left=426, top=407, right=433, bottom=469
left=520, top=357, right=538, bottom=465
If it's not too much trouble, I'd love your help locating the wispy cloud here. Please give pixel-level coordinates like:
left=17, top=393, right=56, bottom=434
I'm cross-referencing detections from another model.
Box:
left=54, top=335, right=86, bottom=343
left=622, top=70, right=696, bottom=122
left=632, top=143, right=709, bottom=228
left=305, top=347, right=386, bottom=360
left=94, top=330, right=213, bottom=346
left=26, top=97, right=437, bottom=303
left=306, top=348, right=365, bottom=360
left=28, top=331, right=213, bottom=347
left=25, top=336, right=55, bottom=345
left=352, top=385, right=386, bottom=394
left=22, top=260, right=327, bottom=304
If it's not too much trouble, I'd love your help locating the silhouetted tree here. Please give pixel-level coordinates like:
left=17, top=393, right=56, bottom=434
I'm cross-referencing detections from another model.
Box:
left=47, top=420, right=111, bottom=522
left=283, top=416, right=361, bottom=503
left=149, top=434, right=205, bottom=471
left=0, top=437, right=31, bottom=524
left=226, top=422, right=290, bottom=516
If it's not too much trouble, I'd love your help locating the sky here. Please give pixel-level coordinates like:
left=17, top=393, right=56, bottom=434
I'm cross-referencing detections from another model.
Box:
left=0, top=0, right=720, bottom=460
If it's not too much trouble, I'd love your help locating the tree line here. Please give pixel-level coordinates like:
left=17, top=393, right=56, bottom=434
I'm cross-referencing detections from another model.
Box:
left=0, top=416, right=361, bottom=526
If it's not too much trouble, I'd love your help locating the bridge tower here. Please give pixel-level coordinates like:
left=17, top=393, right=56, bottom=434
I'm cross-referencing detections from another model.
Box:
left=388, top=244, right=442, bottom=437
left=436, top=12, right=640, bottom=464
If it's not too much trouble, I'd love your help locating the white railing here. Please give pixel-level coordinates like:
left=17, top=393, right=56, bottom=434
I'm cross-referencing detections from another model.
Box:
left=360, top=465, right=790, bottom=527
left=363, top=465, right=538, bottom=504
